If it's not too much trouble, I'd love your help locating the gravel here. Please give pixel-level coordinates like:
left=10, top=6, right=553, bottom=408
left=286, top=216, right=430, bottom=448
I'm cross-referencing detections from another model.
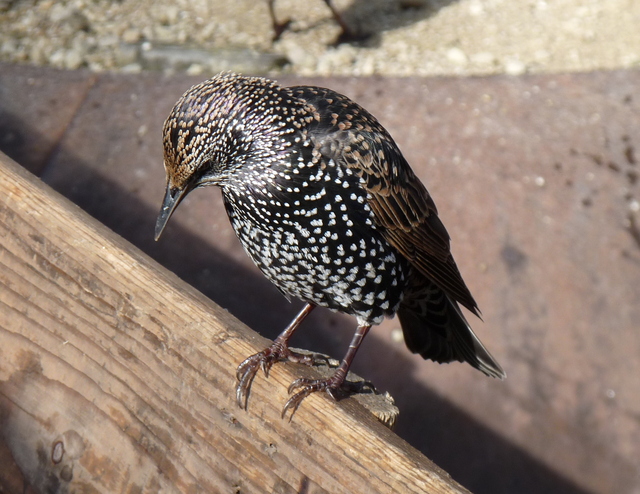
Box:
left=0, top=0, right=638, bottom=76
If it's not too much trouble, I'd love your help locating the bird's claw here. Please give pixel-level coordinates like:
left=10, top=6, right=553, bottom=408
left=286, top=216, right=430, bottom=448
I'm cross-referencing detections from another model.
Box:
left=236, top=351, right=273, bottom=410
left=272, top=19, right=292, bottom=41
left=281, top=375, right=345, bottom=420
left=235, top=345, right=321, bottom=410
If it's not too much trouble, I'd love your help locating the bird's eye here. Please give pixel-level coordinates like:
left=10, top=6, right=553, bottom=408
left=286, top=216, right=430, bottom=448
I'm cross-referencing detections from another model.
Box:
left=230, top=127, right=245, bottom=147
left=194, top=156, right=226, bottom=186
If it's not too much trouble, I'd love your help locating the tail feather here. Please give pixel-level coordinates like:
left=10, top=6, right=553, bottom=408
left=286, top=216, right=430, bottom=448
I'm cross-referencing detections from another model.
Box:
left=397, top=276, right=505, bottom=379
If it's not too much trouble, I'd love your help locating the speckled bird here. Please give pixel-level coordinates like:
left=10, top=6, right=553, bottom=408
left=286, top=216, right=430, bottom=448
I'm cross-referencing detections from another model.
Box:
left=155, top=73, right=505, bottom=417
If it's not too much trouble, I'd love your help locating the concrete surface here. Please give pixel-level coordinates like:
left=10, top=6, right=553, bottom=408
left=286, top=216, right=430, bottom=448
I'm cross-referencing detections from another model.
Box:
left=1, top=62, right=640, bottom=494
left=1, top=0, right=639, bottom=77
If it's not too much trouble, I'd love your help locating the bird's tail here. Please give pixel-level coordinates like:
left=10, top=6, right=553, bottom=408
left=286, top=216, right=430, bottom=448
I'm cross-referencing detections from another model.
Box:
left=397, top=276, right=505, bottom=379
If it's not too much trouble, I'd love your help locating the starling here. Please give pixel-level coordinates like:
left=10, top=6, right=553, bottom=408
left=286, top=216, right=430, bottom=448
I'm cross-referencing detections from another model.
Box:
left=155, top=73, right=505, bottom=418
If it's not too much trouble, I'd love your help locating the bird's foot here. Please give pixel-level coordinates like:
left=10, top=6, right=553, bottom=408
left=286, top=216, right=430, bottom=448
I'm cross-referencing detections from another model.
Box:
left=281, top=370, right=358, bottom=420
left=272, top=19, right=292, bottom=41
left=236, top=343, right=321, bottom=410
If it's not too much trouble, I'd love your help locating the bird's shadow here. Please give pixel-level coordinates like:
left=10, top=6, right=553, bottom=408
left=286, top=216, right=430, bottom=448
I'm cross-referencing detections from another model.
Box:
left=275, top=0, right=460, bottom=47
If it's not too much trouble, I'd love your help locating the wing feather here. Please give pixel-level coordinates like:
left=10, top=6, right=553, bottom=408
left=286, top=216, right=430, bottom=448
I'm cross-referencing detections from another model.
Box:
left=294, top=85, right=480, bottom=315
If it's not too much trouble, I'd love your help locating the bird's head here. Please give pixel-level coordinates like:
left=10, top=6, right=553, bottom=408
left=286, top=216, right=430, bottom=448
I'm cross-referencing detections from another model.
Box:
left=155, top=72, right=303, bottom=240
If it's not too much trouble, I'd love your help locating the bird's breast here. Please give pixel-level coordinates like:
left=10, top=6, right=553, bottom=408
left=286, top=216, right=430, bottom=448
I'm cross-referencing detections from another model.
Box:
left=221, top=157, right=410, bottom=323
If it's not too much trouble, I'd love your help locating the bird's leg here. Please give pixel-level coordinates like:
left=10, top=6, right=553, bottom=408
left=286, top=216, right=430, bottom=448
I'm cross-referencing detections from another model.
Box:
left=282, top=324, right=371, bottom=419
left=323, top=0, right=364, bottom=44
left=267, top=0, right=291, bottom=41
left=236, top=303, right=316, bottom=409
left=324, top=0, right=350, bottom=37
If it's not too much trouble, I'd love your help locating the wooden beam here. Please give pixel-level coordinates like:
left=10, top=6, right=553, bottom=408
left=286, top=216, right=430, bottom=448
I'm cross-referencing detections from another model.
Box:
left=0, top=151, right=470, bottom=493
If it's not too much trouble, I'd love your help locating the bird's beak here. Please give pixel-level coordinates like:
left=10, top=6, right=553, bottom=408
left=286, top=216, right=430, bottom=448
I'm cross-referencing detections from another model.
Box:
left=154, top=184, right=188, bottom=241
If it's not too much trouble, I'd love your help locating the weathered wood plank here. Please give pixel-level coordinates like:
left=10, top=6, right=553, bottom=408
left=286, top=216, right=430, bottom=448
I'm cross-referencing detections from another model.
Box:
left=0, top=151, right=469, bottom=493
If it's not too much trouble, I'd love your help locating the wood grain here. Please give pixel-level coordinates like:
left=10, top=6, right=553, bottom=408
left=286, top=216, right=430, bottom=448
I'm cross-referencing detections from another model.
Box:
left=0, top=151, right=469, bottom=493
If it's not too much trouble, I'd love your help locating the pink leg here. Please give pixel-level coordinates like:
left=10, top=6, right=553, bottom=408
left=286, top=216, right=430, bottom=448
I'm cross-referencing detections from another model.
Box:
left=236, top=303, right=316, bottom=409
left=282, top=324, right=371, bottom=419
left=267, top=0, right=291, bottom=41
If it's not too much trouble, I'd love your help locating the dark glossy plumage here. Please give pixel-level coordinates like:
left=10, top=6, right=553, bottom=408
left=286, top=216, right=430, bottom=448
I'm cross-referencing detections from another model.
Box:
left=155, top=73, right=504, bottom=417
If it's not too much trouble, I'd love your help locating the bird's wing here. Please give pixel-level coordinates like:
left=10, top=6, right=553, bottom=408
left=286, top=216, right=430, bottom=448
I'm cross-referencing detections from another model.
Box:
left=292, top=85, right=479, bottom=314
left=316, top=127, right=480, bottom=316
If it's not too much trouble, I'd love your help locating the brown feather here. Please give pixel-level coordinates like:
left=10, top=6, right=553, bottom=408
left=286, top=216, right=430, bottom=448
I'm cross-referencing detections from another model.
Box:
left=293, top=85, right=480, bottom=315
left=314, top=127, right=479, bottom=315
